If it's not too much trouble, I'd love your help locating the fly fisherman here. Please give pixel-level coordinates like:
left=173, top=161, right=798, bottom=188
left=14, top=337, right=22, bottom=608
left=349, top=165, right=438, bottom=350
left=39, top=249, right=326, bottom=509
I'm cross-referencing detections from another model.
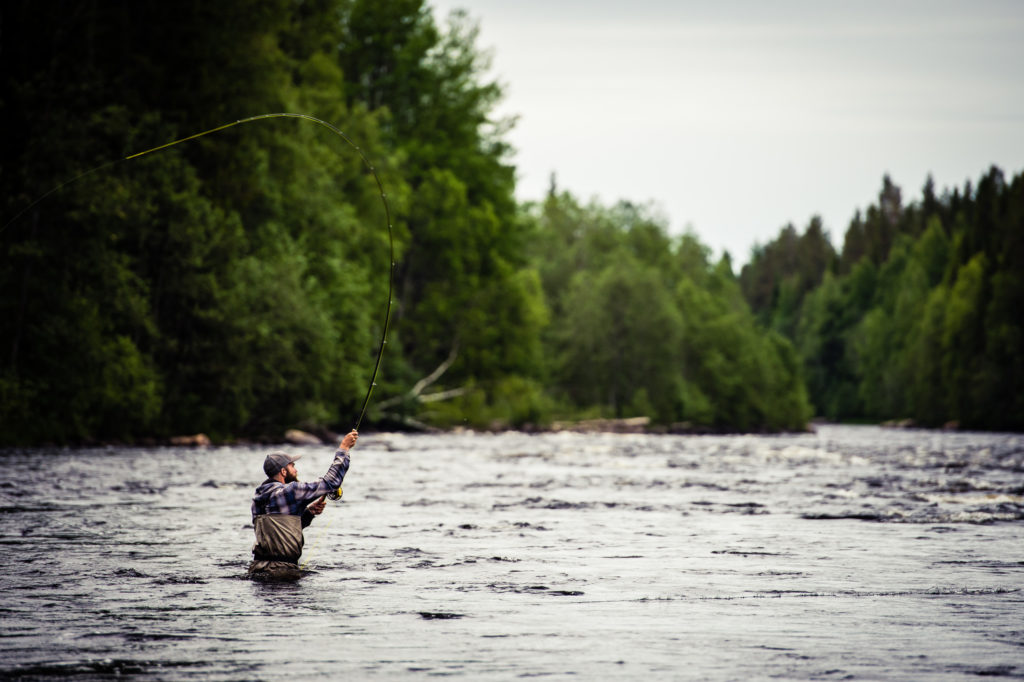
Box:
left=248, top=430, right=358, bottom=580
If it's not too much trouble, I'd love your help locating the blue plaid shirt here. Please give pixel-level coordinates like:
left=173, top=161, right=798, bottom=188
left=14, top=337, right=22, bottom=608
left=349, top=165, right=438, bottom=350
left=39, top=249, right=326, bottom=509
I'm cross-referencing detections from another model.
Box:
left=251, top=449, right=350, bottom=523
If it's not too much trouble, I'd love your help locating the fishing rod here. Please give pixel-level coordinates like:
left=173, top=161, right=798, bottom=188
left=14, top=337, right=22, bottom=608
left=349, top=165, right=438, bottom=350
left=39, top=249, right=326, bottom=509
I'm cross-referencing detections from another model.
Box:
left=4, top=112, right=395, bottom=458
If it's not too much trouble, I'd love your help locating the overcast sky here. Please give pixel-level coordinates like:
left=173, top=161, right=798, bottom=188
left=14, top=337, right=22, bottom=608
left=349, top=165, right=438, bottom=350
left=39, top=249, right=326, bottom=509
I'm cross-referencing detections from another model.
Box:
left=428, top=0, right=1024, bottom=264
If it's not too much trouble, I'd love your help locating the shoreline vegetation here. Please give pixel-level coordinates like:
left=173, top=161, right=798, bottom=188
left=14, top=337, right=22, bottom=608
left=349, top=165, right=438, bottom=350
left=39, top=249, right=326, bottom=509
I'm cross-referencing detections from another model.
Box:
left=48, top=417, right=982, bottom=451
left=2, top=1, right=1022, bottom=447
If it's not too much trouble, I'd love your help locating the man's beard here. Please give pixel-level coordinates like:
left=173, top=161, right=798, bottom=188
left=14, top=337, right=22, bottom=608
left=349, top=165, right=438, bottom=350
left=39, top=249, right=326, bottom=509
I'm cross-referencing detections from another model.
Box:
left=284, top=472, right=298, bottom=483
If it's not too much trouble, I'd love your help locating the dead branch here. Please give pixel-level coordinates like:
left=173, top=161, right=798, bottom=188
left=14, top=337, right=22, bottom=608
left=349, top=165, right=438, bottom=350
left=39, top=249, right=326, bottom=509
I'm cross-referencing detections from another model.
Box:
left=418, top=387, right=469, bottom=403
left=410, top=343, right=459, bottom=396
left=375, top=343, right=462, bottom=410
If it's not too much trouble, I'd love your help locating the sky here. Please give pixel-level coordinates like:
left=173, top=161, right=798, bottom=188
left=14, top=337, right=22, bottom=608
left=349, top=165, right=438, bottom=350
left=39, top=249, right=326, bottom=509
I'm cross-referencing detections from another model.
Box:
left=428, top=0, right=1024, bottom=264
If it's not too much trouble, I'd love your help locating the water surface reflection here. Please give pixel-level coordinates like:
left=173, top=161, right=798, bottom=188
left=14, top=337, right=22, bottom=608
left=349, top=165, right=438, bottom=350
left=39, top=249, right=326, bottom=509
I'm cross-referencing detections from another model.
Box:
left=1, top=425, right=1022, bottom=678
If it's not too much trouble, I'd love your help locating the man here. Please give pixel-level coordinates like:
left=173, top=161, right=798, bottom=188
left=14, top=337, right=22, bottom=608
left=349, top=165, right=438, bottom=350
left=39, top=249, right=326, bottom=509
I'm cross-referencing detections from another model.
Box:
left=248, top=429, right=358, bottom=580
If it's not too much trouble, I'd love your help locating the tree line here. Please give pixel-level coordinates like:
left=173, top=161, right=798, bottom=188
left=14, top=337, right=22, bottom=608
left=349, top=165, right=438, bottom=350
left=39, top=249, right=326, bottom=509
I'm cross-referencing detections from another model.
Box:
left=2, top=0, right=1004, bottom=444
left=740, top=168, right=1024, bottom=431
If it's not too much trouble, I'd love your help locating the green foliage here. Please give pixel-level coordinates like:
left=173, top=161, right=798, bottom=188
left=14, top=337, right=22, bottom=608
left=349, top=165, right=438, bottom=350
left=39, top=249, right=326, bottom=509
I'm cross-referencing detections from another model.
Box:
left=676, top=269, right=811, bottom=431
left=529, top=193, right=812, bottom=431
left=336, top=1, right=526, bottom=385
left=426, top=376, right=555, bottom=430
left=941, top=253, right=989, bottom=425
left=0, top=0, right=549, bottom=443
left=557, top=255, right=684, bottom=422
left=747, top=167, right=1024, bottom=430
left=19, top=0, right=1018, bottom=442
left=1, top=0, right=395, bottom=442
left=740, top=216, right=836, bottom=337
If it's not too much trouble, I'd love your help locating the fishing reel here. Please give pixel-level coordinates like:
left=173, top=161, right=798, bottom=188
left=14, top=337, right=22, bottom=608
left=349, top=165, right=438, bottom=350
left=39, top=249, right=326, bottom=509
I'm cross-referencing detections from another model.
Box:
left=327, top=486, right=343, bottom=501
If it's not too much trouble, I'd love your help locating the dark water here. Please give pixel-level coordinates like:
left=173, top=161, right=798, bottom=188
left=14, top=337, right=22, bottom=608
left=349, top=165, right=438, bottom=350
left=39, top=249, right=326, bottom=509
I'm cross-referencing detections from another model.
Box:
left=1, top=425, right=1022, bottom=680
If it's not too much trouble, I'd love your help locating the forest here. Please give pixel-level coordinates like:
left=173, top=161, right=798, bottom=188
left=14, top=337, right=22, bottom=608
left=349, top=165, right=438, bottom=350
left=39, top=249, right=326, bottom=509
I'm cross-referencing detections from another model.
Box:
left=1, top=0, right=1019, bottom=445
left=740, top=169, right=1024, bottom=432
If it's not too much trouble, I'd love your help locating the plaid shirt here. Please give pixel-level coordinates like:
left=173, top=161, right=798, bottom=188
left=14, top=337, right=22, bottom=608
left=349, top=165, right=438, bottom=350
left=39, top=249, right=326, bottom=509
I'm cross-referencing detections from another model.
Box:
left=251, top=448, right=350, bottom=522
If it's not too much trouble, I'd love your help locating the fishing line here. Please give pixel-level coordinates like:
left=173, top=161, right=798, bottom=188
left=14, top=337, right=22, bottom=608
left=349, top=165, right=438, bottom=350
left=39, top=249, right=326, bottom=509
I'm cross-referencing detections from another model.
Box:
left=4, top=112, right=395, bottom=434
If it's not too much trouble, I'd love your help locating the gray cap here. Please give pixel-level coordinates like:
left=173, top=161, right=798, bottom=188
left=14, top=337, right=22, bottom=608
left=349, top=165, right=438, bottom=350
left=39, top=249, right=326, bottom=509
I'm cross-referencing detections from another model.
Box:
left=263, top=451, right=302, bottom=478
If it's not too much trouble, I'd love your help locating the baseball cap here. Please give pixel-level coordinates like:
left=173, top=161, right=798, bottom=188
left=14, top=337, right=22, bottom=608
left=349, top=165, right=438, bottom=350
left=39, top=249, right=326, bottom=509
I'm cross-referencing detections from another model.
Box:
left=263, top=451, right=302, bottom=478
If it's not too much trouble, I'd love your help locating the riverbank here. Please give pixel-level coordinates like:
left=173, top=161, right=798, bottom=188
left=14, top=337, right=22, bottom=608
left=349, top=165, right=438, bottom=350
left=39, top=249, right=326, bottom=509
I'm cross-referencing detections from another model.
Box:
left=10, top=414, right=994, bottom=450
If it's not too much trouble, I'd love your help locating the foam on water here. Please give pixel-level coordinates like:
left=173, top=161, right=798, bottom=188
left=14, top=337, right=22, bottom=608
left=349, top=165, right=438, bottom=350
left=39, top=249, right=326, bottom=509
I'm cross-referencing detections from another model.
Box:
left=1, top=425, right=1022, bottom=679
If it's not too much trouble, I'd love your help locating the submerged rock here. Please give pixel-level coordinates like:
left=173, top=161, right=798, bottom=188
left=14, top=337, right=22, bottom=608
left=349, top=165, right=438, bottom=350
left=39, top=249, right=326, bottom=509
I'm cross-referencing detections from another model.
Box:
left=284, top=429, right=323, bottom=445
left=881, top=418, right=916, bottom=429
left=551, top=416, right=650, bottom=433
left=169, top=433, right=211, bottom=447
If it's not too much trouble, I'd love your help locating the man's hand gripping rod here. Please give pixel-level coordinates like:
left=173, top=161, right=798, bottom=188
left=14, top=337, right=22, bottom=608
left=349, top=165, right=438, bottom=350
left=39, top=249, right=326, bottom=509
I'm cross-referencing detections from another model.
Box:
left=327, top=429, right=359, bottom=501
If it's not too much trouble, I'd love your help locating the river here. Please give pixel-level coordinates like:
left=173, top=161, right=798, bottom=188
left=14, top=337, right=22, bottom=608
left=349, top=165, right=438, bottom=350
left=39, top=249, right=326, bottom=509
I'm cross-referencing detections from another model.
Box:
left=1, top=425, right=1022, bottom=679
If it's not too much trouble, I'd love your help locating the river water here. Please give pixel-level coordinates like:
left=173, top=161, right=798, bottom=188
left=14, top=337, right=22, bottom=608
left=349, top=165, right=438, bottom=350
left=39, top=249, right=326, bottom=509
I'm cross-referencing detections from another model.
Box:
left=1, top=425, right=1022, bottom=680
